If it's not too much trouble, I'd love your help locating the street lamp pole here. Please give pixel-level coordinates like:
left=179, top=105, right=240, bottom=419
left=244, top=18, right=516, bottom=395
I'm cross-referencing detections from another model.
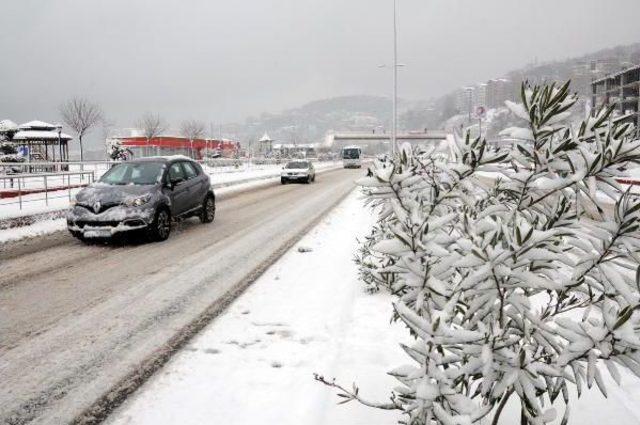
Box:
left=391, top=0, right=398, bottom=157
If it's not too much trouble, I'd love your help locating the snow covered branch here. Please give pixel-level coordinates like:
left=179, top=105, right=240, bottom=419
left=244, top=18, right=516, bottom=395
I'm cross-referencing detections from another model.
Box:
left=325, top=81, right=640, bottom=425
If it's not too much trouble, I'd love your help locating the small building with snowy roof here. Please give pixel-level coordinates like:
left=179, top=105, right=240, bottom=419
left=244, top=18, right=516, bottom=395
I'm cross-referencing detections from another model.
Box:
left=8, top=120, right=73, bottom=161
left=258, top=132, right=274, bottom=155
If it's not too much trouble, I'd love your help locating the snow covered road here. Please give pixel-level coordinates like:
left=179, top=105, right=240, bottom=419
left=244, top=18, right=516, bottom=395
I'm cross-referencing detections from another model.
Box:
left=0, top=167, right=363, bottom=425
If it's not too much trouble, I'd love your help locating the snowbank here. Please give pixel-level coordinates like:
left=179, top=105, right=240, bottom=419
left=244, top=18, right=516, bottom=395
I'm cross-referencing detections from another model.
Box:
left=107, top=192, right=408, bottom=425
left=0, top=217, right=66, bottom=244
left=105, top=193, right=640, bottom=424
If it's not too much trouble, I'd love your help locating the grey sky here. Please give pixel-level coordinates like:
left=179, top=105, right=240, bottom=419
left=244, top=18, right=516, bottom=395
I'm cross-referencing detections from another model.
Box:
left=1, top=0, right=639, bottom=128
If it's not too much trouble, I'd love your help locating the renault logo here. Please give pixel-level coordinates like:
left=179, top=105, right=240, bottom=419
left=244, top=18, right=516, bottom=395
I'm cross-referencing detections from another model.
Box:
left=93, top=201, right=101, bottom=214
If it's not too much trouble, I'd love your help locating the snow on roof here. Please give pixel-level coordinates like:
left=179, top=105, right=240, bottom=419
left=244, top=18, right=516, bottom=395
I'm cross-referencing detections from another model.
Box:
left=12, top=130, right=73, bottom=141
left=259, top=133, right=273, bottom=142
left=19, top=120, right=60, bottom=130
left=593, top=64, right=640, bottom=85
left=0, top=120, right=18, bottom=133
left=154, top=155, right=193, bottom=161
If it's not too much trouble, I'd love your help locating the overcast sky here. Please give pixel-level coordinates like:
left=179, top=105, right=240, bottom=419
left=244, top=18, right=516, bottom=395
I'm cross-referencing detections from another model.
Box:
left=1, top=0, right=640, bottom=129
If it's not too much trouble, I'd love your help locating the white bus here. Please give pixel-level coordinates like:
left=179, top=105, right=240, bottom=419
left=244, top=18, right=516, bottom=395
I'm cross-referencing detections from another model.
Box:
left=341, top=146, right=362, bottom=168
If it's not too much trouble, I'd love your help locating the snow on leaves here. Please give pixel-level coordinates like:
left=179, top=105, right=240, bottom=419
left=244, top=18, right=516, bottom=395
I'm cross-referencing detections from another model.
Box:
left=326, top=81, right=640, bottom=425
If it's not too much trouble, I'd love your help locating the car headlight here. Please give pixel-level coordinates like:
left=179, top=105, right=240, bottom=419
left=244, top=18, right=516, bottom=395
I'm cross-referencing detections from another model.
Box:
left=124, top=194, right=151, bottom=207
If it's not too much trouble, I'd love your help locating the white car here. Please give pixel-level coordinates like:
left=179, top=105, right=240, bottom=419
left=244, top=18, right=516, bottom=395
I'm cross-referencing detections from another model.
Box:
left=281, top=160, right=316, bottom=184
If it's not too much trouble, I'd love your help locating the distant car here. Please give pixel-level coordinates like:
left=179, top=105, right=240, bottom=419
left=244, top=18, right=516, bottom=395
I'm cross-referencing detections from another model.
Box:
left=281, top=160, right=316, bottom=184
left=67, top=156, right=215, bottom=242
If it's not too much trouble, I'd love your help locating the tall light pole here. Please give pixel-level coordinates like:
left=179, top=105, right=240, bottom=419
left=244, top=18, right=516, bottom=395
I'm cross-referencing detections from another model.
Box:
left=392, top=0, right=398, bottom=157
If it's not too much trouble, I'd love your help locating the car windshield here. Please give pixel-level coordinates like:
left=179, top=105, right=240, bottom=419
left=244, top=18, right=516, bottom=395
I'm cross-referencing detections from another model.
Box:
left=285, top=161, right=309, bottom=169
left=100, top=162, right=165, bottom=185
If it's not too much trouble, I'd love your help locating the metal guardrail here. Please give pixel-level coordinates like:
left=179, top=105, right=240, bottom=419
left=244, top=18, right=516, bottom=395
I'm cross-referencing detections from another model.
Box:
left=0, top=157, right=334, bottom=213
left=0, top=157, right=330, bottom=173
left=0, top=160, right=117, bottom=175
left=0, top=171, right=95, bottom=210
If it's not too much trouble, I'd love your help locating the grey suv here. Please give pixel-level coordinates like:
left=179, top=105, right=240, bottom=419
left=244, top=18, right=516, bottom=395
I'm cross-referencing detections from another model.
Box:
left=67, top=156, right=215, bottom=242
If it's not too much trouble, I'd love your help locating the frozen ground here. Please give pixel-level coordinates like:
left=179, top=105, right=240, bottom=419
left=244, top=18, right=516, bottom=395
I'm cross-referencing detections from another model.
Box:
left=106, top=192, right=640, bottom=425
left=107, top=191, right=409, bottom=425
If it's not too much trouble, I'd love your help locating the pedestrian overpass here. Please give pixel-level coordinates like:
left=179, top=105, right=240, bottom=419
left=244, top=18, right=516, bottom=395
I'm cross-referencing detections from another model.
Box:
left=324, top=131, right=452, bottom=155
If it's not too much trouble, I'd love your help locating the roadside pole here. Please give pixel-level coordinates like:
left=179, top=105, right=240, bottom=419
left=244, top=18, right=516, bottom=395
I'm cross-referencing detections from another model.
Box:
left=392, top=0, right=398, bottom=157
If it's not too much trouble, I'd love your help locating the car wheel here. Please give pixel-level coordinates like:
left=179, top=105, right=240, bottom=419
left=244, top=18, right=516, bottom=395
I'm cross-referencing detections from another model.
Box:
left=200, top=195, right=216, bottom=223
left=149, top=207, right=171, bottom=241
left=281, top=177, right=287, bottom=184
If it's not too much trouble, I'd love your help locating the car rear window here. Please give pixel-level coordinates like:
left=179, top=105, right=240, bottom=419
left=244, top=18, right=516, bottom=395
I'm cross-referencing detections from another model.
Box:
left=285, top=161, right=309, bottom=169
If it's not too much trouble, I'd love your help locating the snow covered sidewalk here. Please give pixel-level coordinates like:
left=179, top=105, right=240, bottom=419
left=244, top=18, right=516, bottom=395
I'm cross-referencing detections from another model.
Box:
left=106, top=191, right=409, bottom=425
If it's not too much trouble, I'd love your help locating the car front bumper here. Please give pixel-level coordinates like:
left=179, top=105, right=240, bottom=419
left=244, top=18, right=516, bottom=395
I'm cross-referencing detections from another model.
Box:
left=282, top=173, right=309, bottom=180
left=67, top=205, right=154, bottom=238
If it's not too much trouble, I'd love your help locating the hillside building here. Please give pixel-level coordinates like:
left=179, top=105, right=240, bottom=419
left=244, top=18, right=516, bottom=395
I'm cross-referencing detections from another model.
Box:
left=591, top=64, right=640, bottom=128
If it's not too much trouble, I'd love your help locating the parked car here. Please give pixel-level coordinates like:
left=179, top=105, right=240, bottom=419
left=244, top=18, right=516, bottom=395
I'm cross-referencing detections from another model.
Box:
left=67, top=156, right=215, bottom=242
left=281, top=160, right=316, bottom=184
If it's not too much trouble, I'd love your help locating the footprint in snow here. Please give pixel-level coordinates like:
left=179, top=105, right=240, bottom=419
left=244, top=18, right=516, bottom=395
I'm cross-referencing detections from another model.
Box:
left=298, top=336, right=313, bottom=345
left=226, top=339, right=261, bottom=349
left=265, top=329, right=293, bottom=338
left=252, top=321, right=287, bottom=327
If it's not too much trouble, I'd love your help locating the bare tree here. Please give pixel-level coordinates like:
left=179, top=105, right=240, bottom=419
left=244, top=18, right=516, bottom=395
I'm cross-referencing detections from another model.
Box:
left=180, top=120, right=206, bottom=159
left=59, top=98, right=103, bottom=161
left=100, top=117, right=116, bottom=140
left=136, top=113, right=167, bottom=157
